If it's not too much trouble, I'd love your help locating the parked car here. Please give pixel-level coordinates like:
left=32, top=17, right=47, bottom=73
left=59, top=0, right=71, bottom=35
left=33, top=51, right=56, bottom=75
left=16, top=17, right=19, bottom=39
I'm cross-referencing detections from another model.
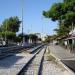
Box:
left=0, top=38, right=6, bottom=47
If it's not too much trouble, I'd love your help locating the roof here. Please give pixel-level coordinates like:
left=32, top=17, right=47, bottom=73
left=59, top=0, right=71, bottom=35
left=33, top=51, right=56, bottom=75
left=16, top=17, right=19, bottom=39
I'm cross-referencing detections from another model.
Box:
left=65, top=36, right=75, bottom=40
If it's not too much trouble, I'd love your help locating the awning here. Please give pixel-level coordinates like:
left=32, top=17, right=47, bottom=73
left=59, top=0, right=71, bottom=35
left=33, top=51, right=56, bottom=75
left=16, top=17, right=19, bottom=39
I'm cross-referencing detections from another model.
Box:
left=65, top=36, right=75, bottom=40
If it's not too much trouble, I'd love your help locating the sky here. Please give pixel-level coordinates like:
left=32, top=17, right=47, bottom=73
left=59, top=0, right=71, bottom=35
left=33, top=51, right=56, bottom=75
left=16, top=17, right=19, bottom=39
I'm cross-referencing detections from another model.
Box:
left=0, top=0, right=62, bottom=36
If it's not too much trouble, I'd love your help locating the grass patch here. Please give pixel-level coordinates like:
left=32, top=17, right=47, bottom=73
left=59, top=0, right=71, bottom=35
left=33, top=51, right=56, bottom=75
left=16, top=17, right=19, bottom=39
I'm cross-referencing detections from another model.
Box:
left=46, top=54, right=56, bottom=61
left=46, top=54, right=65, bottom=70
left=45, top=47, right=56, bottom=61
left=55, top=61, right=66, bottom=71
left=45, top=47, right=66, bottom=71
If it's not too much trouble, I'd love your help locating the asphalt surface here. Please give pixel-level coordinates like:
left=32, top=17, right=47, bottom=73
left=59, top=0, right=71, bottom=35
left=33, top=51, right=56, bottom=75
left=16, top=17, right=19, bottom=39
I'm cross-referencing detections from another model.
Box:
left=49, top=44, right=75, bottom=73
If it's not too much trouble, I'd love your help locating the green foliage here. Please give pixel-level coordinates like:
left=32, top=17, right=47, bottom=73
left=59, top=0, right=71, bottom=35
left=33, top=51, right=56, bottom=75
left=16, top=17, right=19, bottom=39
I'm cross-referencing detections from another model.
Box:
left=43, top=11, right=49, bottom=18
left=29, top=34, right=38, bottom=43
left=17, top=33, right=38, bottom=43
left=43, top=0, right=75, bottom=39
left=44, top=36, right=52, bottom=43
left=55, top=24, right=70, bottom=37
left=65, top=11, right=75, bottom=23
left=1, top=16, right=21, bottom=32
left=0, top=27, right=2, bottom=32
left=0, top=31, right=16, bottom=40
left=43, top=3, right=65, bottom=21
left=64, top=0, right=73, bottom=3
left=18, top=33, right=29, bottom=42
left=0, top=16, right=21, bottom=42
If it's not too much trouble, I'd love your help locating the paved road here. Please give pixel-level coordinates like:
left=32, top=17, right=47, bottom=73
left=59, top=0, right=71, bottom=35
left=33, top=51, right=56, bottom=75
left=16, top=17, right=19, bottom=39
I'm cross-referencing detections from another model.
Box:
left=49, top=44, right=75, bottom=74
left=49, top=45, right=75, bottom=60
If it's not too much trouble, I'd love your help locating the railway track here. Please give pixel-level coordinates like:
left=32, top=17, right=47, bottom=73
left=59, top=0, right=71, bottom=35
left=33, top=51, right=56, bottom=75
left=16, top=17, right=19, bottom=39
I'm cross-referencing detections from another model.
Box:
left=0, top=44, right=44, bottom=59
left=18, top=46, right=46, bottom=75
left=0, top=46, right=24, bottom=59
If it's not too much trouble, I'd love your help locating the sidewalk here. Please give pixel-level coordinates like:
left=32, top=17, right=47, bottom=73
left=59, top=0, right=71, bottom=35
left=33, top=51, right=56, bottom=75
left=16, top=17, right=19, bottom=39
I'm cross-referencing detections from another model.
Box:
left=49, top=44, right=75, bottom=73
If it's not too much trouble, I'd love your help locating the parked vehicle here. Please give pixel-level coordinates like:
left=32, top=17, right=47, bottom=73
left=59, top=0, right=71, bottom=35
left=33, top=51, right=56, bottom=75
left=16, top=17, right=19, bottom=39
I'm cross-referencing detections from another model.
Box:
left=0, top=38, right=6, bottom=47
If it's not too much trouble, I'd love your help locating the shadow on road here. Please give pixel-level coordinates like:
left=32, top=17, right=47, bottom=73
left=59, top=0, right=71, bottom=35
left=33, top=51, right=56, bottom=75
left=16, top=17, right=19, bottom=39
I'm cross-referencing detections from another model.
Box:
left=0, top=55, right=23, bottom=68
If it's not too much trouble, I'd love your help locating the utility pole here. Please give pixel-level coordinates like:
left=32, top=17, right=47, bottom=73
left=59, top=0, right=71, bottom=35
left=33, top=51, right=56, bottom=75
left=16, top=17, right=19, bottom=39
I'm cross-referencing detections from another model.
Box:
left=21, top=0, right=24, bottom=44
left=41, top=16, right=44, bottom=40
left=5, top=21, right=7, bottom=46
left=22, top=4, right=23, bottom=37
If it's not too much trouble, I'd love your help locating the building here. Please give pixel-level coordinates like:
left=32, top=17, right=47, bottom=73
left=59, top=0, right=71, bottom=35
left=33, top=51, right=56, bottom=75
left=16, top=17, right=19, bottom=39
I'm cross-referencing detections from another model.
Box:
left=64, top=28, right=75, bottom=52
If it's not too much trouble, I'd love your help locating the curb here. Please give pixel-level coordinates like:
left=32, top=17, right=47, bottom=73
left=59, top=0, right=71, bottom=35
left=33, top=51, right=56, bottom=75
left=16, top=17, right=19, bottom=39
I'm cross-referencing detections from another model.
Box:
left=50, top=52, right=75, bottom=75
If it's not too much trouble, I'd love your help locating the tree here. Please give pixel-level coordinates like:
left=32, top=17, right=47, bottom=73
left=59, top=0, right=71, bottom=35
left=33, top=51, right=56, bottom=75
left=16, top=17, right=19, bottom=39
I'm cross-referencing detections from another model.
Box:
left=54, top=25, right=70, bottom=37
left=18, top=33, right=29, bottom=43
left=0, top=16, right=21, bottom=44
left=18, top=33, right=25, bottom=42
left=44, top=35, right=52, bottom=43
left=43, top=3, right=65, bottom=21
left=0, top=31, right=16, bottom=39
left=43, top=0, right=75, bottom=39
left=0, top=27, right=2, bottom=32
left=24, top=35, right=29, bottom=43
left=29, top=34, right=38, bottom=43
left=1, top=16, right=21, bottom=32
